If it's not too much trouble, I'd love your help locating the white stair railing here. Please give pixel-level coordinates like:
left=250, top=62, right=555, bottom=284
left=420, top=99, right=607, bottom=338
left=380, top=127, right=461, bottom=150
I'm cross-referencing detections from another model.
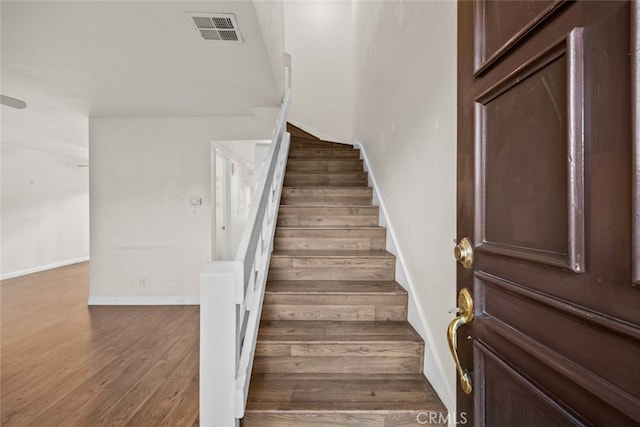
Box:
left=200, top=55, right=291, bottom=427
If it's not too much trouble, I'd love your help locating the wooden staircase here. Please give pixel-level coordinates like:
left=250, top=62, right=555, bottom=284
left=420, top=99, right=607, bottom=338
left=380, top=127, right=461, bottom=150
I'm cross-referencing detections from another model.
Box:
left=242, top=131, right=447, bottom=426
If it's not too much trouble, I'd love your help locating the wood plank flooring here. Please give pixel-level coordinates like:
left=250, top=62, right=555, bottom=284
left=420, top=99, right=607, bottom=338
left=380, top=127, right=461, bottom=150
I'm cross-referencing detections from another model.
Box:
left=243, top=135, right=447, bottom=426
left=0, top=262, right=199, bottom=427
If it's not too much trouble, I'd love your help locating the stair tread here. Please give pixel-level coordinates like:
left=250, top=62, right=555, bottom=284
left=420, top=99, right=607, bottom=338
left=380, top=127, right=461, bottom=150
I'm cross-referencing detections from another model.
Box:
left=278, top=205, right=377, bottom=209
left=289, top=146, right=356, bottom=151
left=266, top=281, right=405, bottom=295
left=284, top=183, right=369, bottom=188
left=282, top=185, right=373, bottom=189
left=287, top=159, right=362, bottom=162
left=288, top=149, right=359, bottom=154
left=258, top=320, right=421, bottom=342
left=286, top=170, right=368, bottom=176
left=271, top=250, right=393, bottom=258
left=276, top=226, right=383, bottom=230
left=288, top=152, right=360, bottom=159
left=246, top=373, right=446, bottom=412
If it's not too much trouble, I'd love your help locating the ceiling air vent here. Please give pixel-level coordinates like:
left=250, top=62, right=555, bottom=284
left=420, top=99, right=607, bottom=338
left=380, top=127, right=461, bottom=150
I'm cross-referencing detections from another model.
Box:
left=187, top=13, right=243, bottom=44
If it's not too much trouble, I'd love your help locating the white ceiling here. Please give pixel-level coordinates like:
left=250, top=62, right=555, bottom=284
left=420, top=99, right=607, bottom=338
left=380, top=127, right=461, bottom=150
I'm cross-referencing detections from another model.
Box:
left=1, top=1, right=281, bottom=159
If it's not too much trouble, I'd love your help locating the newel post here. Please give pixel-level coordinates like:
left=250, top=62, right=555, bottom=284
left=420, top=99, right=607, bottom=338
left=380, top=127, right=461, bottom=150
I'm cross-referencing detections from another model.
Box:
left=200, top=261, right=241, bottom=427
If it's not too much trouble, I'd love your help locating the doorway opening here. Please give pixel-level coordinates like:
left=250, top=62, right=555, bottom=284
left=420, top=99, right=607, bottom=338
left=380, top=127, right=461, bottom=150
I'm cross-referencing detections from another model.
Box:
left=211, top=140, right=271, bottom=260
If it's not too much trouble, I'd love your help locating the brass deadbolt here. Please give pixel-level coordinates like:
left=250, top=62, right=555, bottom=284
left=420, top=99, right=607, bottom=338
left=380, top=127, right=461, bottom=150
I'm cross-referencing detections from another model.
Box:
left=454, top=237, right=474, bottom=269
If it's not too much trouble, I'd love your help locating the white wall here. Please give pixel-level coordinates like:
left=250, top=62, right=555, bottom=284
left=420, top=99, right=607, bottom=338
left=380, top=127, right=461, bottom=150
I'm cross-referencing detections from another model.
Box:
left=252, top=0, right=286, bottom=97
left=1, top=144, right=90, bottom=279
left=88, top=116, right=271, bottom=304
left=352, top=0, right=458, bottom=416
left=284, top=0, right=353, bottom=142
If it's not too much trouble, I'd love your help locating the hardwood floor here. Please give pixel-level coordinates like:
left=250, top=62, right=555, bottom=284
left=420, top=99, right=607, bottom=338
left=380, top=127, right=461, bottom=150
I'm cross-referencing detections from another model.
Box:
left=0, top=262, right=199, bottom=427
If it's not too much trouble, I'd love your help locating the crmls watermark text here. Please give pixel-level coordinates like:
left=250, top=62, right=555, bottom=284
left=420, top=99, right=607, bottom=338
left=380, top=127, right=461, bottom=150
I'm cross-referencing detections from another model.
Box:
left=416, top=412, right=468, bottom=425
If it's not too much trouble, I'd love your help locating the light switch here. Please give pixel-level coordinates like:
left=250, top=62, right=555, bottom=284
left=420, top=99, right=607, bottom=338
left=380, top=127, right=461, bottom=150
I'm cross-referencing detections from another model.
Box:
left=190, top=197, right=203, bottom=206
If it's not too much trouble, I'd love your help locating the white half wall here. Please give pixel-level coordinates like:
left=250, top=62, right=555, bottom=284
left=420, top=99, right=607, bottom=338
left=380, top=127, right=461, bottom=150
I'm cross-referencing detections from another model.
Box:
left=352, top=0, right=458, bottom=416
left=1, top=144, right=90, bottom=279
left=88, top=116, right=271, bottom=304
left=284, top=0, right=353, bottom=143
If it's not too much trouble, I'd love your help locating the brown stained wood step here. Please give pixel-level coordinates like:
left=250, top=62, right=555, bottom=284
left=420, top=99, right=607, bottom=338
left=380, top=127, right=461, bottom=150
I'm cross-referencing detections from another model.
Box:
left=288, top=148, right=360, bottom=159
left=253, top=322, right=423, bottom=374
left=252, top=354, right=421, bottom=374
left=290, top=135, right=352, bottom=145
left=263, top=281, right=407, bottom=321
left=266, top=280, right=404, bottom=293
left=290, top=135, right=353, bottom=149
left=242, top=412, right=446, bottom=427
left=246, top=373, right=441, bottom=403
left=290, top=140, right=343, bottom=149
left=269, top=250, right=395, bottom=281
left=286, top=159, right=364, bottom=172
left=257, top=320, right=422, bottom=340
left=283, top=172, right=369, bottom=187
left=242, top=374, right=447, bottom=427
left=277, top=206, right=380, bottom=227
left=274, top=227, right=386, bottom=251
left=281, top=187, right=373, bottom=206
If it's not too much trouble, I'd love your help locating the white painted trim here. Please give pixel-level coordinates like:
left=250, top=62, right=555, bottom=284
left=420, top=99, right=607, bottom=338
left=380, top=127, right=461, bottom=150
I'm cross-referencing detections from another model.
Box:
left=287, top=118, right=349, bottom=144
left=1, top=257, right=90, bottom=280
left=354, top=140, right=455, bottom=412
left=87, top=296, right=200, bottom=305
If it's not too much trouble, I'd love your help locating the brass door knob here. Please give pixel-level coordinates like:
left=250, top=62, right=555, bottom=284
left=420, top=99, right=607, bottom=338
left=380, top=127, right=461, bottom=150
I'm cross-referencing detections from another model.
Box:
left=454, top=237, right=474, bottom=269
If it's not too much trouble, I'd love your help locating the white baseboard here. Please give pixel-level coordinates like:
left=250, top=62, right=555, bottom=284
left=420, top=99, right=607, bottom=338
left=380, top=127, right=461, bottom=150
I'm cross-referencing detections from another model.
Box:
left=288, top=119, right=348, bottom=144
left=87, top=296, right=200, bottom=306
left=354, top=140, right=455, bottom=412
left=1, top=257, right=90, bottom=281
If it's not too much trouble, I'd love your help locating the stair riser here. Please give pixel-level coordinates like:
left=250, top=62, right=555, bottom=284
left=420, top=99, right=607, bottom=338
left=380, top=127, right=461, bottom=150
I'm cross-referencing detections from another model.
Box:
left=274, top=229, right=386, bottom=251
left=281, top=188, right=373, bottom=206
left=274, top=238, right=385, bottom=251
left=270, top=257, right=395, bottom=268
left=261, top=305, right=404, bottom=321
left=288, top=150, right=360, bottom=159
left=290, top=142, right=354, bottom=150
left=262, top=293, right=407, bottom=321
left=253, top=355, right=421, bottom=374
left=289, top=136, right=353, bottom=149
left=277, top=207, right=379, bottom=227
left=256, top=342, right=421, bottom=358
left=258, top=321, right=422, bottom=338
left=242, top=413, right=446, bottom=427
left=280, top=197, right=372, bottom=206
left=286, top=160, right=363, bottom=172
left=247, top=377, right=433, bottom=402
left=268, top=268, right=394, bottom=281
left=277, top=215, right=379, bottom=227
left=269, top=257, right=395, bottom=281
left=283, top=173, right=368, bottom=187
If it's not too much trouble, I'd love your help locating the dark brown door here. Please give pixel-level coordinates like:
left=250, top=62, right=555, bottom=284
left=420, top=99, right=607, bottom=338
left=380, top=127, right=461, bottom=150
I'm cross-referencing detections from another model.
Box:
left=457, top=1, right=640, bottom=425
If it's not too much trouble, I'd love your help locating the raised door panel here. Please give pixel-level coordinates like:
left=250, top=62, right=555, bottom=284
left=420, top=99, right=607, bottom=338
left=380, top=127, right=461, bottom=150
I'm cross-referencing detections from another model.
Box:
left=475, top=29, right=584, bottom=272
